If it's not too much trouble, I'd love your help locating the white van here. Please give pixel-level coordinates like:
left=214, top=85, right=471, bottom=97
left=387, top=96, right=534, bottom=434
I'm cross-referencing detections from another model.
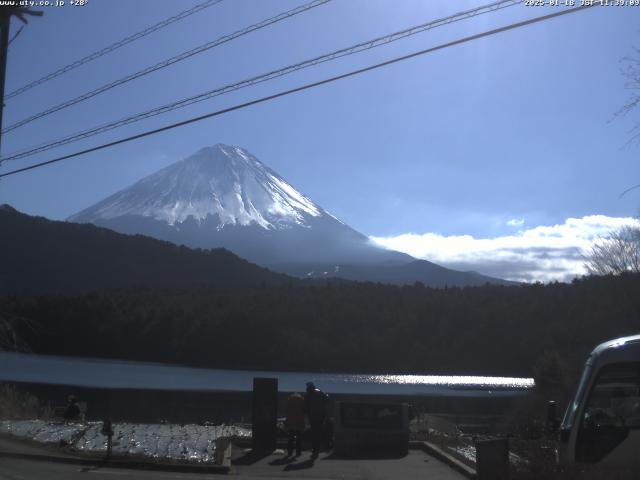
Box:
left=555, top=334, right=640, bottom=471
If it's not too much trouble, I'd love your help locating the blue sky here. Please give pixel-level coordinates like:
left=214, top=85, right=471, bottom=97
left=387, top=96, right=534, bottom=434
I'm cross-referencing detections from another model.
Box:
left=1, top=0, right=639, bottom=281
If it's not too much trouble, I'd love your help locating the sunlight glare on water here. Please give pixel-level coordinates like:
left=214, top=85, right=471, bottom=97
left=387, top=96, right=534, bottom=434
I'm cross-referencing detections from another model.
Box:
left=355, top=374, right=534, bottom=388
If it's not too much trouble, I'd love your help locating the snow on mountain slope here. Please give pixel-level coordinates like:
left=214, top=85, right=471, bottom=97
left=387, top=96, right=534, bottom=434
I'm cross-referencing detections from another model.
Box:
left=69, top=143, right=408, bottom=267
left=70, top=144, right=334, bottom=229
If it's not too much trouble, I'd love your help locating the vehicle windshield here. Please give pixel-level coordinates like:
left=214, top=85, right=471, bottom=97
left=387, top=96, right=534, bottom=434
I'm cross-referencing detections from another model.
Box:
left=581, top=362, right=640, bottom=429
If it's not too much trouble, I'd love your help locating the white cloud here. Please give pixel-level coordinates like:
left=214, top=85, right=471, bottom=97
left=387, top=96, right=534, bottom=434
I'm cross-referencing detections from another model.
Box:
left=506, top=218, right=524, bottom=227
left=371, top=215, right=640, bottom=283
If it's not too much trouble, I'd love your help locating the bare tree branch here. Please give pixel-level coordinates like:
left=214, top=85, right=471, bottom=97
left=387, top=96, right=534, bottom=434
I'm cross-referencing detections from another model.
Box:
left=585, top=225, right=640, bottom=276
left=613, top=49, right=640, bottom=148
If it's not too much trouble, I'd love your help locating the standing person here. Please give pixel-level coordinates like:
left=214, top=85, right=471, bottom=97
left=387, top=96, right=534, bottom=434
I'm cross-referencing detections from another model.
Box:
left=285, top=392, right=305, bottom=457
left=304, top=382, right=328, bottom=458
left=63, top=395, right=80, bottom=421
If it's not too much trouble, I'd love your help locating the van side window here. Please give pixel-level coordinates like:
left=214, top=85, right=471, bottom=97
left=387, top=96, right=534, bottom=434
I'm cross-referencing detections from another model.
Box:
left=576, top=362, right=640, bottom=463
left=561, top=363, right=592, bottom=430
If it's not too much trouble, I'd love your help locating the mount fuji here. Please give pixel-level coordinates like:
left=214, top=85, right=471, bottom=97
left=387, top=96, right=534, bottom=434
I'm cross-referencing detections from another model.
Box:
left=69, top=144, right=511, bottom=286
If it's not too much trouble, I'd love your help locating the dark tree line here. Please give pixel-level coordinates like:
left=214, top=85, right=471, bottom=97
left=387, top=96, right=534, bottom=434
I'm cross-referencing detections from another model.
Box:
left=2, top=273, right=639, bottom=388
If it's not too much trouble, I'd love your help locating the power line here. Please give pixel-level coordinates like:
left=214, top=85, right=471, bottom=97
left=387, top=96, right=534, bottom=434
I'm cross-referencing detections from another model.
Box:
left=3, top=0, right=224, bottom=101
left=620, top=184, right=640, bottom=198
left=8, top=25, right=24, bottom=46
left=0, top=4, right=596, bottom=179
left=1, top=0, right=333, bottom=134
left=1, top=0, right=522, bottom=161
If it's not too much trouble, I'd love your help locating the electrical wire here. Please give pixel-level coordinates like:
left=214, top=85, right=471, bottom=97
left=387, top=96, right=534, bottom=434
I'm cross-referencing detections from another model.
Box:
left=8, top=25, right=24, bottom=46
left=3, top=0, right=333, bottom=135
left=4, top=0, right=224, bottom=100
left=1, top=0, right=332, bottom=134
left=0, top=4, right=596, bottom=179
left=1, top=0, right=522, bottom=161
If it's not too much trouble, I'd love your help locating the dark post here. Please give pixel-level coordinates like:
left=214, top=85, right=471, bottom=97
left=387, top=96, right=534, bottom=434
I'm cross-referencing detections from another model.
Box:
left=101, top=418, right=114, bottom=460
left=102, top=388, right=114, bottom=459
left=476, top=437, right=509, bottom=480
left=252, top=377, right=278, bottom=451
left=546, top=400, right=559, bottom=434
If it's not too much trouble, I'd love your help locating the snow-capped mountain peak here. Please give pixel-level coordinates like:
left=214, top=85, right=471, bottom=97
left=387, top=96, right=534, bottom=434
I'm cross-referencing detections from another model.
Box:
left=65, top=143, right=510, bottom=286
left=70, top=144, right=326, bottom=230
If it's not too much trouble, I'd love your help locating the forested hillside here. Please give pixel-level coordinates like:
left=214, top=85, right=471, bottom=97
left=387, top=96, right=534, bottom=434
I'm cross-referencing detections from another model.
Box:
left=0, top=205, right=292, bottom=292
left=3, top=273, right=639, bottom=382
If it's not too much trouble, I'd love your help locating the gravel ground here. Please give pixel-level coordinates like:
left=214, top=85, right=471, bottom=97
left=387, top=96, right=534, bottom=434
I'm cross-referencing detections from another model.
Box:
left=0, top=419, right=250, bottom=463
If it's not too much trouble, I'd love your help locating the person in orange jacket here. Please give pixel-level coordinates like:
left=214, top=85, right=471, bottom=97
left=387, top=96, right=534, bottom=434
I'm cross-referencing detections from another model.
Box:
left=285, top=392, right=305, bottom=457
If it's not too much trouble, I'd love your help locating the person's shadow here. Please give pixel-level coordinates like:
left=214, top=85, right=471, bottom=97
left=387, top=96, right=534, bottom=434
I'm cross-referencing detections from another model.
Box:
left=283, top=458, right=315, bottom=471
left=232, top=449, right=272, bottom=466
left=268, top=456, right=295, bottom=466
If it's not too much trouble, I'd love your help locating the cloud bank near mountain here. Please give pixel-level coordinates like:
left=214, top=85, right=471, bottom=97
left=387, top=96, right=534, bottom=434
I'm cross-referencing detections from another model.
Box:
left=371, top=215, right=640, bottom=283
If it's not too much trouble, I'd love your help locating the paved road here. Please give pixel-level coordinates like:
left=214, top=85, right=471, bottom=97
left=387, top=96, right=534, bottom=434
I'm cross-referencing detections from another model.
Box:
left=0, top=436, right=77, bottom=457
left=0, top=434, right=467, bottom=480
left=0, top=451, right=467, bottom=480
left=232, top=448, right=468, bottom=479
left=0, top=458, right=214, bottom=480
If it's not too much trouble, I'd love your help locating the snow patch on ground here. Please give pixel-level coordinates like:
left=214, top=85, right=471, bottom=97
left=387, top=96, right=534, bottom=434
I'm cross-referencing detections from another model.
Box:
left=447, top=443, right=524, bottom=468
left=0, top=419, right=250, bottom=463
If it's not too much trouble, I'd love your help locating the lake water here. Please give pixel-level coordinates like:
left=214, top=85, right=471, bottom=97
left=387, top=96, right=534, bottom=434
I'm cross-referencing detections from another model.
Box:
left=0, top=352, right=534, bottom=398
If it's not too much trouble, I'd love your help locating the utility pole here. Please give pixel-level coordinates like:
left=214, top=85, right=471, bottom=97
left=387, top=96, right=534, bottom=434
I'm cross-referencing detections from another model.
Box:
left=0, top=6, right=42, bottom=157
left=0, top=10, right=11, bottom=155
